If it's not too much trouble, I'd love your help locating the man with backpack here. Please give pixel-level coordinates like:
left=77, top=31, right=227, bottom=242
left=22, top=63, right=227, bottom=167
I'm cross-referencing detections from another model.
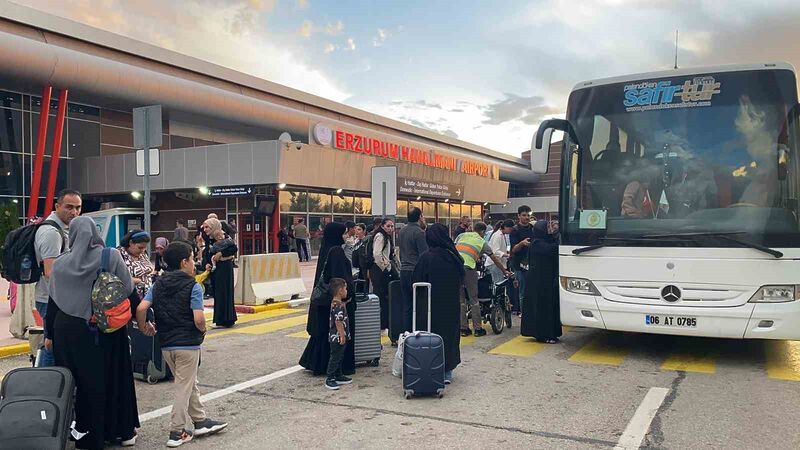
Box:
left=36, top=189, right=82, bottom=366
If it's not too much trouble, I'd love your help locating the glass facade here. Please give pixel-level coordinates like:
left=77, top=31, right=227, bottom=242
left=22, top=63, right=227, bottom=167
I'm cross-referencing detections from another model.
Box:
left=277, top=186, right=484, bottom=257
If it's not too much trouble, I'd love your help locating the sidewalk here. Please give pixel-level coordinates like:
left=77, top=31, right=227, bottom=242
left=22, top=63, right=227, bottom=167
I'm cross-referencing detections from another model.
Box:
left=0, top=259, right=320, bottom=352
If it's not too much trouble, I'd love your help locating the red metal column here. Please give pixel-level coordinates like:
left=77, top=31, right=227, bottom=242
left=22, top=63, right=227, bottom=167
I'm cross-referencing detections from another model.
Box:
left=43, top=89, right=69, bottom=217
left=27, top=86, right=52, bottom=219
left=270, top=195, right=280, bottom=253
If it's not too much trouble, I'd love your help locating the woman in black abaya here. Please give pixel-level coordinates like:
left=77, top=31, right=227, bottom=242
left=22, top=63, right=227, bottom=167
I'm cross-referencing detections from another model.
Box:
left=299, top=222, right=356, bottom=375
left=521, top=220, right=561, bottom=343
left=412, top=223, right=464, bottom=383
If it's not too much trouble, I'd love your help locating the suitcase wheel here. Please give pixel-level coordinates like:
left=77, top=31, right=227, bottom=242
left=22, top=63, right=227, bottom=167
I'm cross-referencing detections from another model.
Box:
left=369, top=358, right=380, bottom=367
left=147, top=374, right=159, bottom=385
left=404, top=390, right=413, bottom=400
left=437, top=389, right=445, bottom=399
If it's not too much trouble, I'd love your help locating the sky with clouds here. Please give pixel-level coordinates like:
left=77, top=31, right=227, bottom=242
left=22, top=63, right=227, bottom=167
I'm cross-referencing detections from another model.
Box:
left=14, top=0, right=800, bottom=156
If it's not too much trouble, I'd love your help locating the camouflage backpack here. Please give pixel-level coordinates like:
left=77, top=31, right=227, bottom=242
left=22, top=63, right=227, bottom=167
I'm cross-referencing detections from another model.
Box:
left=90, top=248, right=132, bottom=333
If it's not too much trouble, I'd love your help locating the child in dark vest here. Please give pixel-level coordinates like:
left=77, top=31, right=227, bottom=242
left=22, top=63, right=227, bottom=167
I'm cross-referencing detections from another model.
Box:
left=325, top=278, right=352, bottom=390
left=136, top=241, right=228, bottom=447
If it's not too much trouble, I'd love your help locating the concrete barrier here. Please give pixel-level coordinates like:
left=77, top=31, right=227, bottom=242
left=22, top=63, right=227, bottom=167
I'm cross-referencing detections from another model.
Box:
left=234, top=253, right=306, bottom=305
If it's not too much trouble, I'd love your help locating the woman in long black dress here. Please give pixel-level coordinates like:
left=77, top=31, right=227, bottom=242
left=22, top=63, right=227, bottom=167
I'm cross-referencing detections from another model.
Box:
left=208, top=223, right=238, bottom=328
left=299, top=222, right=356, bottom=375
left=47, top=216, right=139, bottom=449
left=521, top=220, right=561, bottom=343
left=411, top=223, right=464, bottom=384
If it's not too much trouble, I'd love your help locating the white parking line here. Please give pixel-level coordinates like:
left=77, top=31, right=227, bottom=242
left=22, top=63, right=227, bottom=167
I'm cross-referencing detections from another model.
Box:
left=615, top=387, right=669, bottom=450
left=139, top=365, right=303, bottom=423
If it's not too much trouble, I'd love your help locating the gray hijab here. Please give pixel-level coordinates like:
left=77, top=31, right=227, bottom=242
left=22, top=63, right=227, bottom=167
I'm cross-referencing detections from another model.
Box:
left=50, top=216, right=111, bottom=320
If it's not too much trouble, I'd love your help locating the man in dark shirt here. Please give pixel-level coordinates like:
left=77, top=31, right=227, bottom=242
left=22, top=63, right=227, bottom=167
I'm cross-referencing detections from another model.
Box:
left=396, top=207, right=428, bottom=334
left=452, top=215, right=471, bottom=239
left=509, top=205, right=535, bottom=315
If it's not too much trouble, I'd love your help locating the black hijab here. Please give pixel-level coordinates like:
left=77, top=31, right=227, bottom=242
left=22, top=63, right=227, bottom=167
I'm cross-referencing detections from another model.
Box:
left=532, top=220, right=558, bottom=256
left=314, top=221, right=347, bottom=286
left=425, top=223, right=465, bottom=276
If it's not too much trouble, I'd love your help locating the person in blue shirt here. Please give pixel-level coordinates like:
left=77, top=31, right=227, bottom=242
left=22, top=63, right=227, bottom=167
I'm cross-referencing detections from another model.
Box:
left=136, top=241, right=228, bottom=447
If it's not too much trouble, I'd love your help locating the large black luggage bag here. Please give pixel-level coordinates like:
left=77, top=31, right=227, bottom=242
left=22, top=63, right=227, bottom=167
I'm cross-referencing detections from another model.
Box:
left=388, top=279, right=405, bottom=343
left=402, top=282, right=446, bottom=399
left=353, top=280, right=382, bottom=366
left=0, top=367, right=75, bottom=450
left=129, top=309, right=171, bottom=384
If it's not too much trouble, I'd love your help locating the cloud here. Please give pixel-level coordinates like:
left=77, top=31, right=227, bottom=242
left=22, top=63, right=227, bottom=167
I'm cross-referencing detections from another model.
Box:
left=481, top=94, right=561, bottom=125
left=325, top=21, right=344, bottom=35
left=296, top=0, right=309, bottom=8
left=299, top=20, right=313, bottom=38
left=17, top=0, right=350, bottom=102
left=345, top=37, right=356, bottom=51
left=373, top=28, right=388, bottom=47
left=323, top=43, right=337, bottom=53
left=299, top=19, right=344, bottom=38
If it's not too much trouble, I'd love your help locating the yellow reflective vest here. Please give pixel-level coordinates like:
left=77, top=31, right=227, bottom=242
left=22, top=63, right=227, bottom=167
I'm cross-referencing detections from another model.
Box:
left=455, top=232, right=485, bottom=270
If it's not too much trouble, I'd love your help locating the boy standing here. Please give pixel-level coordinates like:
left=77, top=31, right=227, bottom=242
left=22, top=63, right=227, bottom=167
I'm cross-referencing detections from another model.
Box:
left=325, top=278, right=353, bottom=390
left=136, top=241, right=228, bottom=447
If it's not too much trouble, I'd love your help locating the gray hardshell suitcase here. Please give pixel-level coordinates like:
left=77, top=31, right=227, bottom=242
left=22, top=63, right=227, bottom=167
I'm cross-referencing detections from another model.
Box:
left=0, top=367, right=75, bottom=450
left=353, top=280, right=381, bottom=366
left=402, top=282, right=446, bottom=399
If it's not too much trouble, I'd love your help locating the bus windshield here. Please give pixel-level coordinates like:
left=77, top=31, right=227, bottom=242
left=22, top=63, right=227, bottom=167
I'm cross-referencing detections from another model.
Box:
left=563, top=68, right=800, bottom=248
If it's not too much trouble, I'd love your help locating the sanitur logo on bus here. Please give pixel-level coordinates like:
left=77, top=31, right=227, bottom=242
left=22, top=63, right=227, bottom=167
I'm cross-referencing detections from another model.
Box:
left=623, top=76, right=722, bottom=112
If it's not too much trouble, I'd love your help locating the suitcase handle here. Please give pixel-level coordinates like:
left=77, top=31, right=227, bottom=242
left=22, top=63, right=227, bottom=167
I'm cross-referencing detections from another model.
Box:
left=354, top=279, right=367, bottom=295
left=412, top=282, right=432, bottom=332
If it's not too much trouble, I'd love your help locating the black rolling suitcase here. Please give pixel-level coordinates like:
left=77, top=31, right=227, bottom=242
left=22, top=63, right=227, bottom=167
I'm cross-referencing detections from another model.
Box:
left=402, top=282, right=446, bottom=399
left=353, top=280, right=382, bottom=366
left=388, top=279, right=405, bottom=343
left=129, top=309, right=171, bottom=384
left=0, top=367, right=75, bottom=449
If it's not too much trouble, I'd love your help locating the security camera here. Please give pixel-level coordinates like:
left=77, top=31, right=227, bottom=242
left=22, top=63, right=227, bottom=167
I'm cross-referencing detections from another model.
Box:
left=293, top=142, right=303, bottom=150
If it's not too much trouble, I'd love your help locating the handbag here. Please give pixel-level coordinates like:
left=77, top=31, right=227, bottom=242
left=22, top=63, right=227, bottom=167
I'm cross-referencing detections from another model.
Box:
left=310, top=249, right=333, bottom=306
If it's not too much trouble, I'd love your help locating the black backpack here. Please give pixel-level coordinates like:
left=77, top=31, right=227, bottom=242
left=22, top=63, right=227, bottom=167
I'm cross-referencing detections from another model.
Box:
left=1, top=220, right=65, bottom=284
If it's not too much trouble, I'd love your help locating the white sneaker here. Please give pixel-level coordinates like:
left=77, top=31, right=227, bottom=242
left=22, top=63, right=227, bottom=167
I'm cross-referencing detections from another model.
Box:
left=121, top=435, right=137, bottom=446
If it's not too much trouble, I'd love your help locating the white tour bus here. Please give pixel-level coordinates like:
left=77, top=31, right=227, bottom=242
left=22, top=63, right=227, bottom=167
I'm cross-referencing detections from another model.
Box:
left=532, top=63, right=800, bottom=339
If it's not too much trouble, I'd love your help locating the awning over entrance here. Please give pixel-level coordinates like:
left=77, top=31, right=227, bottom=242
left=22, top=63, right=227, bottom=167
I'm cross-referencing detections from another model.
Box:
left=73, top=140, right=509, bottom=204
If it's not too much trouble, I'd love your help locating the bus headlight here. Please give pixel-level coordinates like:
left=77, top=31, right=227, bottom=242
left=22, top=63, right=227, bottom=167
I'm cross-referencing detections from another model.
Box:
left=561, top=277, right=600, bottom=296
left=749, top=285, right=799, bottom=303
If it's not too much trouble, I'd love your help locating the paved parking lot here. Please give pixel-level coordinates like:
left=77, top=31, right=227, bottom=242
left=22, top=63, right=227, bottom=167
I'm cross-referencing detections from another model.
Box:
left=3, top=305, right=798, bottom=449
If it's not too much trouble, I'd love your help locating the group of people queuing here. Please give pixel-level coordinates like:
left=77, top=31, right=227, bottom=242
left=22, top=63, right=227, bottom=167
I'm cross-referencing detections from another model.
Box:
left=299, top=204, right=561, bottom=389
left=32, top=189, right=234, bottom=448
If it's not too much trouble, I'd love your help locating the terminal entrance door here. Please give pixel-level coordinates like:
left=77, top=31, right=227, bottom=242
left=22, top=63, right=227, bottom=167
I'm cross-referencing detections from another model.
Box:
left=236, top=213, right=267, bottom=255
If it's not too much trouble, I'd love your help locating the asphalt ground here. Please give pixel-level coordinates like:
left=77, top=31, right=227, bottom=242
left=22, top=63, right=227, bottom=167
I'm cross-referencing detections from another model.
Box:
left=1, top=306, right=799, bottom=449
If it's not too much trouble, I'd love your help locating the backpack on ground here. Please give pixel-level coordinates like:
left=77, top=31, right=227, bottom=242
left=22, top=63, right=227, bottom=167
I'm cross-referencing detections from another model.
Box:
left=90, top=248, right=132, bottom=333
left=1, top=220, right=64, bottom=284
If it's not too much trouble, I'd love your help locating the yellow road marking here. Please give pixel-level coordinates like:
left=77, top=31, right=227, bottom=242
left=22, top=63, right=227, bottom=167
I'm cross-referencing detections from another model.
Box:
left=766, top=340, right=800, bottom=381
left=661, top=351, right=716, bottom=374
left=208, top=315, right=306, bottom=339
left=569, top=336, right=630, bottom=366
left=205, top=308, right=299, bottom=324
left=288, top=330, right=309, bottom=339
left=488, top=335, right=547, bottom=357
left=460, top=335, right=476, bottom=346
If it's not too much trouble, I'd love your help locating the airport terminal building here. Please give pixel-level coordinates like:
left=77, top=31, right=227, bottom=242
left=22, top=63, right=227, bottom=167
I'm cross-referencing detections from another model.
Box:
left=0, top=1, right=538, bottom=255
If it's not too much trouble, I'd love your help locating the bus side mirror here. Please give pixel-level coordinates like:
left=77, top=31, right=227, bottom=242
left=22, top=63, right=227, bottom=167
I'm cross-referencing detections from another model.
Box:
left=531, top=127, right=553, bottom=174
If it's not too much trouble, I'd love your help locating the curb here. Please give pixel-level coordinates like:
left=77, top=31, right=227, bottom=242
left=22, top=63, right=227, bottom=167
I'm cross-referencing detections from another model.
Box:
left=0, top=343, right=29, bottom=359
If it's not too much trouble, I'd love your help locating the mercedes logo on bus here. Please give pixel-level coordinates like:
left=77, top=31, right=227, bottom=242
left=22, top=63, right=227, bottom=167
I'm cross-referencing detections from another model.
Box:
left=661, top=285, right=681, bottom=302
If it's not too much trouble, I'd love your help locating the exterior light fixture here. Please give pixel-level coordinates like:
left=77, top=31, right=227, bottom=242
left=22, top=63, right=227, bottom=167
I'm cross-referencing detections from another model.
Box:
left=278, top=183, right=287, bottom=189
left=131, top=191, right=142, bottom=200
left=444, top=199, right=450, bottom=203
left=461, top=200, right=466, bottom=204
left=12, top=199, right=18, bottom=204
left=198, top=186, right=210, bottom=196
left=416, top=196, right=421, bottom=201
left=335, top=188, right=343, bottom=194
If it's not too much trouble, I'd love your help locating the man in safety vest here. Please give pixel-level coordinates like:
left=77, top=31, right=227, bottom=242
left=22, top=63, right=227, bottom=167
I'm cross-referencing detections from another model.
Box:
left=455, top=222, right=512, bottom=337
